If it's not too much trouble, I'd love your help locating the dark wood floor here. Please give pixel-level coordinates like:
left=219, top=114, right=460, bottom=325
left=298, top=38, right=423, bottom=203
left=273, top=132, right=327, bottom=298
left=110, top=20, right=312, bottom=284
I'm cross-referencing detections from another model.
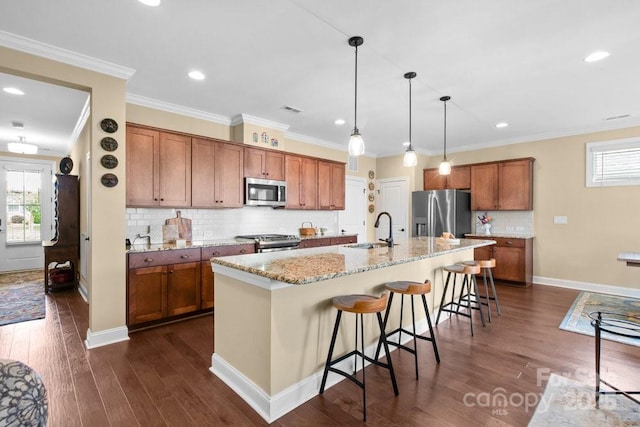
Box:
left=1, top=282, right=639, bottom=426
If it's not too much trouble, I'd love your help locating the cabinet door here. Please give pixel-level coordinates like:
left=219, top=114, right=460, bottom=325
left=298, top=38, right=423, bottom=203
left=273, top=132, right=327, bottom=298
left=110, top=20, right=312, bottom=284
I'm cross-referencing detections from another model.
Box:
left=470, top=163, right=498, bottom=210
left=215, top=142, right=244, bottom=207
left=300, top=157, right=318, bottom=209
left=167, top=261, right=201, bottom=316
left=191, top=138, right=217, bottom=207
left=473, top=244, right=493, bottom=262
left=299, top=238, right=328, bottom=248
left=493, top=246, right=525, bottom=282
left=318, top=161, right=331, bottom=209
left=448, top=166, right=471, bottom=189
left=201, top=244, right=255, bottom=309
left=264, top=151, right=285, bottom=181
left=498, top=159, right=533, bottom=210
left=423, top=169, right=447, bottom=190
left=128, top=265, right=167, bottom=325
left=244, top=147, right=266, bottom=179
left=285, top=155, right=302, bottom=208
left=158, top=132, right=191, bottom=206
left=201, top=261, right=214, bottom=309
left=126, top=126, right=159, bottom=206
left=330, top=162, right=345, bottom=210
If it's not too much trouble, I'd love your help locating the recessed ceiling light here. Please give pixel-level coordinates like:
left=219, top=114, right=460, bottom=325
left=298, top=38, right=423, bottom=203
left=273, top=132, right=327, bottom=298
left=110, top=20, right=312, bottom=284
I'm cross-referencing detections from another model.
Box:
left=334, top=119, right=346, bottom=125
left=496, top=122, right=509, bottom=128
left=584, top=51, right=610, bottom=63
left=138, top=0, right=161, bottom=6
left=188, top=71, right=205, bottom=80
left=3, top=87, right=24, bottom=95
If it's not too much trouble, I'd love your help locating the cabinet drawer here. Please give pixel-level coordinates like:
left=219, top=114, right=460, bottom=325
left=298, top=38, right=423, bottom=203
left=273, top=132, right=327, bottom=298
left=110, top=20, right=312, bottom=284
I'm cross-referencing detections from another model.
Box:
left=299, top=238, right=329, bottom=248
left=201, top=244, right=255, bottom=260
left=492, top=237, right=526, bottom=248
left=129, top=248, right=200, bottom=268
left=330, top=236, right=357, bottom=245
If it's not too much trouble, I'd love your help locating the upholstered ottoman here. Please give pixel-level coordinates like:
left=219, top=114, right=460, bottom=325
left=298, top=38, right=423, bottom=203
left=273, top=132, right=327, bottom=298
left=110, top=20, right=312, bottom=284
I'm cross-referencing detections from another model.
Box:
left=0, top=359, right=48, bottom=427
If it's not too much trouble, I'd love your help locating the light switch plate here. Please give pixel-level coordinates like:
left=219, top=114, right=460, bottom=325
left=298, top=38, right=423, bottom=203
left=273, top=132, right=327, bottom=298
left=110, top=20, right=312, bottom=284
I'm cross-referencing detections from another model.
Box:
left=554, top=216, right=568, bottom=224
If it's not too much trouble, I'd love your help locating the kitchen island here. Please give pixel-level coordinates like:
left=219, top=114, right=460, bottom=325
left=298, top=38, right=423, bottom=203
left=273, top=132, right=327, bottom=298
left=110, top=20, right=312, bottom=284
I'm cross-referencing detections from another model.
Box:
left=210, top=236, right=493, bottom=422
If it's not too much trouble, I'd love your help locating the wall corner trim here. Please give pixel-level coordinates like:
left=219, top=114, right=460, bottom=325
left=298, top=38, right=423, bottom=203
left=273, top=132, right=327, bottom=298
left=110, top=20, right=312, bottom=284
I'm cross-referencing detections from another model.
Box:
left=85, top=326, right=129, bottom=350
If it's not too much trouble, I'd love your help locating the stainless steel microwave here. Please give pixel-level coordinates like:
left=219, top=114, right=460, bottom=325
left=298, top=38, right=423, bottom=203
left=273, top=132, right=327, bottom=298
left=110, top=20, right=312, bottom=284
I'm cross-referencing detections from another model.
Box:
left=245, top=177, right=287, bottom=207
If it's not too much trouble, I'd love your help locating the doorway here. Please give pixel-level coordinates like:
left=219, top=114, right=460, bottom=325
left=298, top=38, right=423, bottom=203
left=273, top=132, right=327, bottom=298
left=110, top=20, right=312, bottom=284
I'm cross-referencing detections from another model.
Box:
left=338, top=176, right=367, bottom=242
left=0, top=158, right=53, bottom=271
left=375, top=177, right=409, bottom=242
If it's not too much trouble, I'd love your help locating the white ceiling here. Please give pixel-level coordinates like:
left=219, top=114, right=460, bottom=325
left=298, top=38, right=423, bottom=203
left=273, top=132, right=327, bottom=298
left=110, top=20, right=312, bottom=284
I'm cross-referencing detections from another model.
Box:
left=1, top=0, right=640, bottom=158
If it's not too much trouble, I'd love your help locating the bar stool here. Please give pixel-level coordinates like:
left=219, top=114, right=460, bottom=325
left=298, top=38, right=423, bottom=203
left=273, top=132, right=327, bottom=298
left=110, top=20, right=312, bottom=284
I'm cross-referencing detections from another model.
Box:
left=435, top=263, right=485, bottom=336
left=463, top=258, right=501, bottom=322
left=319, top=293, right=399, bottom=421
left=374, top=280, right=440, bottom=380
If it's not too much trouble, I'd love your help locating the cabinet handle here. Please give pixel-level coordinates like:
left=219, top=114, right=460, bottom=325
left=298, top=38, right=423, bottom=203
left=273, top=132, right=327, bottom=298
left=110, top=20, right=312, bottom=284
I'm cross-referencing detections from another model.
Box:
left=180, top=255, right=189, bottom=259
left=162, top=271, right=167, bottom=275
left=154, top=198, right=158, bottom=201
left=144, top=258, right=153, bottom=262
left=240, top=249, right=246, bottom=253
left=212, top=252, right=220, bottom=256
left=169, top=270, right=174, bottom=274
left=160, top=198, right=164, bottom=201
left=506, top=241, right=513, bottom=246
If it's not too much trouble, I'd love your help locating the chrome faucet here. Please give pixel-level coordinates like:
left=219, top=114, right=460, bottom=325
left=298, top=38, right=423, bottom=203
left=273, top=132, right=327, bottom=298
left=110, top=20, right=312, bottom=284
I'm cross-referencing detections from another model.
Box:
left=374, top=211, right=394, bottom=247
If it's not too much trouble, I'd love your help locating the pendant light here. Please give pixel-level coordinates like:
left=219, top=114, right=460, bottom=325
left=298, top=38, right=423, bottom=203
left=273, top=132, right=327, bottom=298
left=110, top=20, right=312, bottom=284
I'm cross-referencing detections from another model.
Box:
left=438, top=95, right=451, bottom=175
left=348, top=36, right=365, bottom=157
left=402, top=72, right=418, bottom=167
left=8, top=136, right=38, bottom=155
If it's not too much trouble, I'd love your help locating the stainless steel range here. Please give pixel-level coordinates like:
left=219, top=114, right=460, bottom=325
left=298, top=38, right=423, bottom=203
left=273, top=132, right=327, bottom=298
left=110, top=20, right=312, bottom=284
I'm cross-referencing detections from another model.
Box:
left=236, top=234, right=301, bottom=253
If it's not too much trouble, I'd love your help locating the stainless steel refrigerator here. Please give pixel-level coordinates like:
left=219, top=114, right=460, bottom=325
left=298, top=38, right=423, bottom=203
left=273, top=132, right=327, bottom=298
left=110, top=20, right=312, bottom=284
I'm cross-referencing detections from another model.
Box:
left=412, top=190, right=471, bottom=237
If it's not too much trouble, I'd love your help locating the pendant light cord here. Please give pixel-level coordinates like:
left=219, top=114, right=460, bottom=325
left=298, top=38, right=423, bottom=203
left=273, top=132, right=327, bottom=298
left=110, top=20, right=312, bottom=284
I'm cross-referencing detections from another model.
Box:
left=443, top=98, right=447, bottom=160
left=353, top=43, right=358, bottom=132
left=408, top=77, right=412, bottom=148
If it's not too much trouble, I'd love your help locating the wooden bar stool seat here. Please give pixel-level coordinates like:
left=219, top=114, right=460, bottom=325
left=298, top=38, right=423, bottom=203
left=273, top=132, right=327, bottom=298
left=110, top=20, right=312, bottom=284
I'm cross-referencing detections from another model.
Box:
left=375, top=280, right=440, bottom=380
left=463, top=258, right=501, bottom=321
left=319, top=293, right=398, bottom=421
left=436, top=263, right=486, bottom=336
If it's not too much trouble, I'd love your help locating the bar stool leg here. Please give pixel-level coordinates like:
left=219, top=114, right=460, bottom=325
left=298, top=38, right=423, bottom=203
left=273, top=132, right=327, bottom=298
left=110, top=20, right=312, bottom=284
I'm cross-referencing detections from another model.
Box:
left=463, top=274, right=474, bottom=336
left=481, top=269, right=493, bottom=323
left=488, top=268, right=502, bottom=316
left=472, top=274, right=486, bottom=327
left=410, top=296, right=419, bottom=379
left=436, top=271, right=457, bottom=325
left=320, top=310, right=343, bottom=394
left=377, top=312, right=399, bottom=397
left=375, top=293, right=395, bottom=360
left=359, top=313, right=366, bottom=420
left=421, top=294, right=440, bottom=364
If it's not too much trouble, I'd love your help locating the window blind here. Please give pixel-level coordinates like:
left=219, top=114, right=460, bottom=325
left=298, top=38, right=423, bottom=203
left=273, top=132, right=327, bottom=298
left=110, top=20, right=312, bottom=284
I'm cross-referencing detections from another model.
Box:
left=586, top=138, right=640, bottom=187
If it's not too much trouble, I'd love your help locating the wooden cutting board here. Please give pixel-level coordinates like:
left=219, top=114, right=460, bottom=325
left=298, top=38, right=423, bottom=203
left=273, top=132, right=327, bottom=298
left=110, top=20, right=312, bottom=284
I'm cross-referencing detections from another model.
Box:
left=165, top=211, right=192, bottom=242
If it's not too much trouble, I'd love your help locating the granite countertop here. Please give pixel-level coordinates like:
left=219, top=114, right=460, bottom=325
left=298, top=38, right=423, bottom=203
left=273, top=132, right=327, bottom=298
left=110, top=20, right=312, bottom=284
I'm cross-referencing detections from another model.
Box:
left=618, top=252, right=640, bottom=266
left=211, top=236, right=494, bottom=285
left=465, top=233, right=535, bottom=239
left=126, top=238, right=255, bottom=253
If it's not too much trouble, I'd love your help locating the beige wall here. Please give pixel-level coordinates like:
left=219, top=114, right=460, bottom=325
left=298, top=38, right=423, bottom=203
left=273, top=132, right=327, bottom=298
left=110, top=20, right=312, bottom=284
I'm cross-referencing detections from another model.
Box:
left=377, top=128, right=640, bottom=290
left=2, top=45, right=128, bottom=334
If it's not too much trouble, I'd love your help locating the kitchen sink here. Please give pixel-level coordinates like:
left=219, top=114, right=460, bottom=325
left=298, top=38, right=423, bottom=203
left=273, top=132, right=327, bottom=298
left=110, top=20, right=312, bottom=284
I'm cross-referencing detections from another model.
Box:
left=347, top=242, right=396, bottom=249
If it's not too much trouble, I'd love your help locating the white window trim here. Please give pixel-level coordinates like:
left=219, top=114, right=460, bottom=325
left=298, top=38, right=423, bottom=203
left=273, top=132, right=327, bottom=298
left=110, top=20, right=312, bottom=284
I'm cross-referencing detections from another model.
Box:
left=586, top=137, right=640, bottom=187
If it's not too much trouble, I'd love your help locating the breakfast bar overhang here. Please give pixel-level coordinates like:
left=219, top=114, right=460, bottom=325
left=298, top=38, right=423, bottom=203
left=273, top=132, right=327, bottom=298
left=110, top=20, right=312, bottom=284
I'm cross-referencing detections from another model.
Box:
left=210, top=237, right=494, bottom=423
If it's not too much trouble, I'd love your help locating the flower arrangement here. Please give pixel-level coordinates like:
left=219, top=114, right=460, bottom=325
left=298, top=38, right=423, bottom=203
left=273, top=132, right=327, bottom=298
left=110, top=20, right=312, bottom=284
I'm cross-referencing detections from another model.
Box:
left=477, top=212, right=492, bottom=225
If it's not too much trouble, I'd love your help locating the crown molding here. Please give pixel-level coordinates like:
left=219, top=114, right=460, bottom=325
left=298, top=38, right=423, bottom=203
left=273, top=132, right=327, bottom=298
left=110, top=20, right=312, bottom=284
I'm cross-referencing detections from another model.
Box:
left=0, top=30, right=135, bottom=80
left=126, top=93, right=232, bottom=125
left=231, top=114, right=290, bottom=131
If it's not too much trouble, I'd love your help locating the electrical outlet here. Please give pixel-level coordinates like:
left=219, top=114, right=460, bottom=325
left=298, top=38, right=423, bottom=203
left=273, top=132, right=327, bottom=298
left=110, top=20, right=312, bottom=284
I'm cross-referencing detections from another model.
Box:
left=505, top=226, right=514, bottom=231
left=554, top=216, right=568, bottom=225
left=204, top=230, right=214, bottom=237
left=516, top=226, right=525, bottom=231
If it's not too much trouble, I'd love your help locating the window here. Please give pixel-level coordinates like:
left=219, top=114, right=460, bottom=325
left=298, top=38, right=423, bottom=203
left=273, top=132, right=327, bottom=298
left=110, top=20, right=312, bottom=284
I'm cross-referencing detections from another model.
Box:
left=586, top=137, right=640, bottom=187
left=5, top=169, right=42, bottom=243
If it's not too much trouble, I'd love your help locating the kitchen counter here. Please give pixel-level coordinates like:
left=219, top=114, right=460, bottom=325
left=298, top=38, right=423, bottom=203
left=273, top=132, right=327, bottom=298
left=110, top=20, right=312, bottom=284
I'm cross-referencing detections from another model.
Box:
left=298, top=232, right=358, bottom=240
left=618, top=252, right=640, bottom=267
left=465, top=233, right=535, bottom=239
left=210, top=236, right=493, bottom=422
left=126, top=238, right=254, bottom=253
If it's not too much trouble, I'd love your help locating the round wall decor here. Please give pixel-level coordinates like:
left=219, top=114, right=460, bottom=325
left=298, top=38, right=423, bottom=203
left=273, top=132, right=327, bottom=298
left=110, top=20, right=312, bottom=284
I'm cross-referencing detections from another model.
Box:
left=100, top=137, right=118, bottom=151
left=59, top=157, right=73, bottom=175
left=368, top=204, right=375, bottom=213
left=368, top=182, right=375, bottom=191
left=100, top=154, right=118, bottom=169
left=368, top=193, right=375, bottom=202
left=368, top=170, right=375, bottom=179
left=101, top=173, right=118, bottom=187
left=100, top=118, right=118, bottom=133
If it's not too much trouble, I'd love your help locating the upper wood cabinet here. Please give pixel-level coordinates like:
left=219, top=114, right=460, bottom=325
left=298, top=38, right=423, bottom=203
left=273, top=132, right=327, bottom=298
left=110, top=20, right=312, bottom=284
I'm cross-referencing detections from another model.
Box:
left=318, top=161, right=345, bottom=210
left=423, top=166, right=471, bottom=190
left=470, top=158, right=534, bottom=211
left=192, top=138, right=244, bottom=208
left=285, top=155, right=318, bottom=210
left=127, top=125, right=192, bottom=207
left=244, top=147, right=285, bottom=181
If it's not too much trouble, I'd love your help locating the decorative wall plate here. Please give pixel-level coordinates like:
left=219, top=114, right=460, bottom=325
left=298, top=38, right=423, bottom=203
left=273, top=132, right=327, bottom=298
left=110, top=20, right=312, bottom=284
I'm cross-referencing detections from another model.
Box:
left=100, top=137, right=118, bottom=151
left=368, top=182, right=375, bottom=191
left=368, top=193, right=375, bottom=202
left=368, top=170, right=375, bottom=179
left=368, top=204, right=375, bottom=213
left=100, top=154, right=118, bottom=169
left=100, top=118, right=118, bottom=133
left=59, top=157, right=73, bottom=175
left=101, top=173, right=118, bottom=187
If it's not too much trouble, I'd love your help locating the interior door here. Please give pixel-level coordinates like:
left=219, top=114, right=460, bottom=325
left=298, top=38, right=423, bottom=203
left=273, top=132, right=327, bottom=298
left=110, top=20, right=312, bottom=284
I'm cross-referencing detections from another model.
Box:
left=0, top=159, right=53, bottom=271
left=376, top=177, right=409, bottom=242
left=338, top=176, right=366, bottom=242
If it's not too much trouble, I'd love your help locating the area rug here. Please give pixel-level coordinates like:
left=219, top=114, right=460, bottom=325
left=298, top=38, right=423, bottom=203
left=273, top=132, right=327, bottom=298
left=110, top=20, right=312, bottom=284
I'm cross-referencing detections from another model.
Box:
left=0, top=271, right=45, bottom=326
left=559, top=291, right=640, bottom=347
left=528, top=373, right=640, bottom=426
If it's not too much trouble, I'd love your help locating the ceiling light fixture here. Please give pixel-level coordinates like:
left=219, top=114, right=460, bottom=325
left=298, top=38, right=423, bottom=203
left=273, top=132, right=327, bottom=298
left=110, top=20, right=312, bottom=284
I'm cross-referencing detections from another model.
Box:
left=496, top=122, right=508, bottom=128
left=138, top=0, right=161, bottom=6
left=188, top=70, right=205, bottom=80
left=347, top=36, right=365, bottom=157
left=3, top=87, right=24, bottom=95
left=584, top=51, right=610, bottom=63
left=334, top=118, right=345, bottom=126
left=402, top=71, right=417, bottom=167
left=438, top=96, right=452, bottom=175
left=8, top=136, right=38, bottom=155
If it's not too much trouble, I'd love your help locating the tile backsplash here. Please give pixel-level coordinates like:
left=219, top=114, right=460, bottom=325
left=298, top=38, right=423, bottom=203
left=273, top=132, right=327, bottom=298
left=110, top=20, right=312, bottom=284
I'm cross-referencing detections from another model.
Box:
left=472, top=210, right=534, bottom=236
left=126, top=207, right=339, bottom=244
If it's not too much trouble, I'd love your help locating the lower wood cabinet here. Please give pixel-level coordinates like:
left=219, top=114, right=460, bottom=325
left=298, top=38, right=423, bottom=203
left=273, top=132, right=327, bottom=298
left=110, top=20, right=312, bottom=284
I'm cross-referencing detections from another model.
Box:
left=201, top=243, right=255, bottom=309
left=299, top=235, right=357, bottom=249
left=465, top=236, right=533, bottom=287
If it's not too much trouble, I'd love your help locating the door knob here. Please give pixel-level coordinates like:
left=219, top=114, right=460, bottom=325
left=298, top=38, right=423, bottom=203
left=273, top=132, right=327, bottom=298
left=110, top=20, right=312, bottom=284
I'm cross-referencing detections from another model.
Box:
left=400, top=228, right=405, bottom=232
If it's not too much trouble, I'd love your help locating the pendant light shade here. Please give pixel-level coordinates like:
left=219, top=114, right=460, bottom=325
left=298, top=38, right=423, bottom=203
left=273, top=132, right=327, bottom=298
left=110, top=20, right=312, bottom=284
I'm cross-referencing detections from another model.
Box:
left=347, top=36, right=365, bottom=157
left=403, top=72, right=418, bottom=167
left=438, top=95, right=451, bottom=175
left=8, top=136, right=38, bottom=155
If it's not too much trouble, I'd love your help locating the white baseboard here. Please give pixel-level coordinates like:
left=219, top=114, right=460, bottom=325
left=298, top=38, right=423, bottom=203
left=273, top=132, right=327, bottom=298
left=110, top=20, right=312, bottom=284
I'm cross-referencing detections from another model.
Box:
left=533, top=276, right=640, bottom=298
left=84, top=326, right=129, bottom=350
left=77, top=283, right=88, bottom=303
left=211, top=318, right=433, bottom=423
